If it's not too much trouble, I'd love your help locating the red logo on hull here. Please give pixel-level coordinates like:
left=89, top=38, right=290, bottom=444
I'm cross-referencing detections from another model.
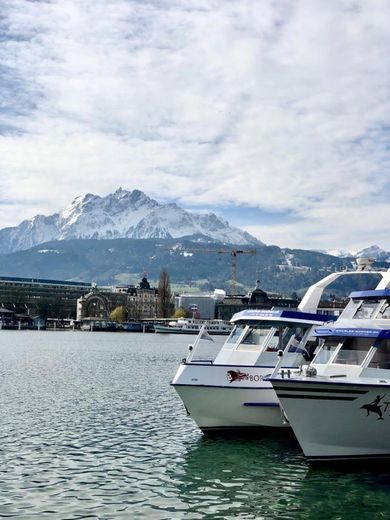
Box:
left=227, top=369, right=249, bottom=383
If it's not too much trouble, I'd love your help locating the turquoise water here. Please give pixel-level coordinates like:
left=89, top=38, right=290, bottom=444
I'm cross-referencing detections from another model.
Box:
left=0, top=330, right=389, bottom=519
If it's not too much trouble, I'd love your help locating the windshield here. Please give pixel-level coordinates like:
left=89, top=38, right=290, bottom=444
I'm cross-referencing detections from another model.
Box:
left=264, top=327, right=297, bottom=352
left=341, top=299, right=363, bottom=319
left=312, top=338, right=340, bottom=364
left=352, top=300, right=380, bottom=320
left=332, top=337, right=373, bottom=365
left=226, top=324, right=245, bottom=344
left=378, top=302, right=390, bottom=319
left=368, top=339, right=390, bottom=369
left=236, top=326, right=271, bottom=350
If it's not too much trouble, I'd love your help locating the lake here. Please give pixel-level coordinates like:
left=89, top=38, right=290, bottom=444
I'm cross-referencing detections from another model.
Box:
left=0, top=330, right=389, bottom=519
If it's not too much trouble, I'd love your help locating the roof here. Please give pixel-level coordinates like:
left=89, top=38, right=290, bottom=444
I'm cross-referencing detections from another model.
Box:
left=0, top=307, right=15, bottom=314
left=314, top=327, right=390, bottom=340
left=231, top=308, right=335, bottom=326
left=349, top=289, right=390, bottom=300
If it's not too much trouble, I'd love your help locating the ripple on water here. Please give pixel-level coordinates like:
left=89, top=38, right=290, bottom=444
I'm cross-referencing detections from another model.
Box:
left=0, top=331, right=389, bottom=519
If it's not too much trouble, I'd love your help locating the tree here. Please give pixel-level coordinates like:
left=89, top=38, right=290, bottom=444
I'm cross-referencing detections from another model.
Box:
left=173, top=307, right=189, bottom=318
left=110, top=306, right=126, bottom=323
left=158, top=268, right=173, bottom=318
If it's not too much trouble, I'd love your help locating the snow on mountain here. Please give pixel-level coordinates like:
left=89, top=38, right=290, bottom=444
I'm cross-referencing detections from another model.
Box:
left=315, top=245, right=390, bottom=261
left=0, top=214, right=60, bottom=254
left=314, top=248, right=352, bottom=258
left=59, top=189, right=159, bottom=239
left=0, top=188, right=262, bottom=254
left=354, top=245, right=390, bottom=261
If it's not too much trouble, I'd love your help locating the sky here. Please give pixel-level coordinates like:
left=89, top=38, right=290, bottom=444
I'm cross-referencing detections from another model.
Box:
left=0, top=0, right=389, bottom=252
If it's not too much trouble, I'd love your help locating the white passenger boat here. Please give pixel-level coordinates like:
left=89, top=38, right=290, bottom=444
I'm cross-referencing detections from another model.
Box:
left=154, top=318, right=233, bottom=335
left=171, top=308, right=333, bottom=431
left=270, top=270, right=390, bottom=462
left=171, top=259, right=389, bottom=432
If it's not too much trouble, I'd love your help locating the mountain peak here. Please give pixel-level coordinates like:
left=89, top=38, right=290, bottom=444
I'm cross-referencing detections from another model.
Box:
left=0, top=188, right=262, bottom=253
left=317, top=244, right=389, bottom=261
left=354, top=245, right=389, bottom=261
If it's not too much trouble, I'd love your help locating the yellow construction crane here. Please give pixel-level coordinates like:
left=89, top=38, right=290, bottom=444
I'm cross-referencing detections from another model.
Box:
left=180, top=247, right=257, bottom=296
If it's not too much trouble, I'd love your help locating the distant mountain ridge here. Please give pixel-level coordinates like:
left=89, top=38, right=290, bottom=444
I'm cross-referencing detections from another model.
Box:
left=0, top=188, right=262, bottom=254
left=0, top=238, right=388, bottom=296
left=317, top=245, right=390, bottom=262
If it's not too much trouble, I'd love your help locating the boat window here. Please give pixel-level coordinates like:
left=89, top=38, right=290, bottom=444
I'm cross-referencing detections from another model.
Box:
left=378, top=303, right=390, bottom=319
left=368, top=339, right=390, bottom=369
left=341, top=299, right=363, bottom=319
left=241, top=327, right=267, bottom=345
left=287, top=328, right=310, bottom=355
left=226, top=325, right=245, bottom=344
left=352, top=300, right=380, bottom=319
left=264, top=328, right=293, bottom=352
left=332, top=337, right=373, bottom=365
left=236, top=327, right=270, bottom=350
left=312, top=338, right=341, bottom=364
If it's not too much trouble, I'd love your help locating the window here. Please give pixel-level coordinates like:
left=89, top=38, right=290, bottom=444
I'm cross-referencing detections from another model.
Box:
left=368, top=339, right=390, bottom=369
left=313, top=338, right=340, bottom=364
left=226, top=325, right=245, bottom=344
left=353, top=301, right=379, bottom=320
left=378, top=303, right=390, bottom=319
left=332, top=337, right=373, bottom=365
left=241, top=327, right=266, bottom=345
left=265, top=328, right=288, bottom=352
left=342, top=299, right=363, bottom=319
left=236, top=326, right=270, bottom=350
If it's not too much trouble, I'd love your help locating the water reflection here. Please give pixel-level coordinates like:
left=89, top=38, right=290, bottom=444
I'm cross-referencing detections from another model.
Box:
left=0, top=331, right=389, bottom=519
left=172, top=434, right=308, bottom=519
left=172, top=433, right=390, bottom=519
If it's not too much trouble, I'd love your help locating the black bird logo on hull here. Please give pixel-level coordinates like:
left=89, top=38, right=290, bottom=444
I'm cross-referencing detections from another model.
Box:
left=361, top=395, right=386, bottom=420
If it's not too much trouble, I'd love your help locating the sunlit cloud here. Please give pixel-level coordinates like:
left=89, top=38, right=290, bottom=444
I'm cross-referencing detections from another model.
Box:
left=0, top=0, right=389, bottom=250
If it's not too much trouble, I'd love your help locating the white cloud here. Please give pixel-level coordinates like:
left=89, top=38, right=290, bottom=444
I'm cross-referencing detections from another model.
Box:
left=245, top=201, right=390, bottom=251
left=0, top=0, right=389, bottom=249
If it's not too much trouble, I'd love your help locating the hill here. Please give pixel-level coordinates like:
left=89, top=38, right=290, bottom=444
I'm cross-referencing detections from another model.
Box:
left=0, top=238, right=387, bottom=297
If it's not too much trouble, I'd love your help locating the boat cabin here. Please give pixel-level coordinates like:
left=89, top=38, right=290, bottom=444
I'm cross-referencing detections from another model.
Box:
left=338, top=289, right=390, bottom=323
left=307, top=288, right=390, bottom=378
left=189, top=309, right=334, bottom=367
left=310, top=328, right=390, bottom=379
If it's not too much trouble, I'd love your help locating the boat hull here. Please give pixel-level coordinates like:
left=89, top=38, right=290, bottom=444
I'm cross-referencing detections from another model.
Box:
left=172, top=363, right=290, bottom=430
left=272, top=379, right=390, bottom=461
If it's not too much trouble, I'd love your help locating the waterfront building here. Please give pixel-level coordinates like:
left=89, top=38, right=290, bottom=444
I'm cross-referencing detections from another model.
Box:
left=77, top=277, right=159, bottom=321
left=0, top=306, right=15, bottom=326
left=174, top=290, right=225, bottom=319
left=125, top=278, right=159, bottom=320
left=173, top=282, right=299, bottom=321
left=0, top=276, right=92, bottom=319
left=215, top=280, right=299, bottom=321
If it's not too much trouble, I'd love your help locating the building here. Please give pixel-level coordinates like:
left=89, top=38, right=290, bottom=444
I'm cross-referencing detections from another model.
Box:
left=0, top=306, right=15, bottom=326
left=0, top=275, right=159, bottom=323
left=125, top=278, right=159, bottom=320
left=174, top=290, right=225, bottom=319
left=0, top=276, right=92, bottom=319
left=216, top=280, right=299, bottom=321
left=173, top=282, right=299, bottom=321
left=77, top=277, right=159, bottom=321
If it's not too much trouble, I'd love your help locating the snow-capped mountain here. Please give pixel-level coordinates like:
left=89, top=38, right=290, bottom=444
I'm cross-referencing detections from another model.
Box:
left=318, top=248, right=352, bottom=258
left=316, top=245, right=390, bottom=262
left=0, top=188, right=262, bottom=254
left=354, top=245, right=390, bottom=262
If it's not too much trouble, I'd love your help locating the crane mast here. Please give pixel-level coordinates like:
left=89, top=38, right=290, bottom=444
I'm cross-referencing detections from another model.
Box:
left=177, top=247, right=257, bottom=296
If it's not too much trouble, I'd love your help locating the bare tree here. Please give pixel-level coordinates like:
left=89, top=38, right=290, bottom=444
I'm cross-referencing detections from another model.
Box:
left=158, top=268, right=173, bottom=318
